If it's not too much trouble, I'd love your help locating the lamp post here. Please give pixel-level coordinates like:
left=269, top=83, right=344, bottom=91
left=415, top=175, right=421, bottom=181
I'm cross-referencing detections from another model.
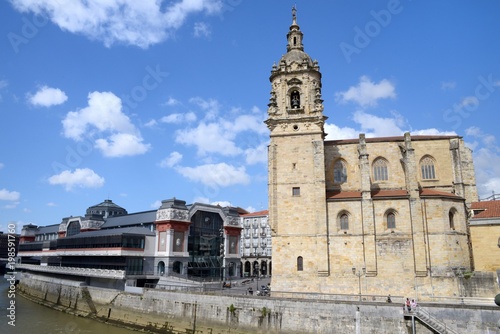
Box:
left=255, top=261, right=260, bottom=292
left=352, top=267, right=366, bottom=301
left=219, top=228, right=225, bottom=286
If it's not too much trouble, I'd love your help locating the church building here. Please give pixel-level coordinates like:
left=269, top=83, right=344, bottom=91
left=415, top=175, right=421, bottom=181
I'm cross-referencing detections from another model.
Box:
left=266, top=8, right=499, bottom=300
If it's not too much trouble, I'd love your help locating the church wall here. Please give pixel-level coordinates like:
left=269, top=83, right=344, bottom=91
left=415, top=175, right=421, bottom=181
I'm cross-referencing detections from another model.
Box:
left=470, top=223, right=500, bottom=271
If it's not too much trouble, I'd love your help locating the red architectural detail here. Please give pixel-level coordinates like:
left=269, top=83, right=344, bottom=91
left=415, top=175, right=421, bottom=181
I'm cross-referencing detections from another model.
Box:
left=155, top=220, right=191, bottom=232
left=58, top=231, right=66, bottom=238
left=19, top=236, right=35, bottom=243
left=224, top=225, right=242, bottom=237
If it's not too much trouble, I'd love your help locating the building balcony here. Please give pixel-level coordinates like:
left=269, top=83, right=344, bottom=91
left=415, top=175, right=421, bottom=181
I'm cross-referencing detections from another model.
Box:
left=17, top=263, right=126, bottom=279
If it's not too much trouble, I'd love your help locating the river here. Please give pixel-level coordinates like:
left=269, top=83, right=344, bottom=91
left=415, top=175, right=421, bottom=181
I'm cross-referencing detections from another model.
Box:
left=0, top=279, right=138, bottom=334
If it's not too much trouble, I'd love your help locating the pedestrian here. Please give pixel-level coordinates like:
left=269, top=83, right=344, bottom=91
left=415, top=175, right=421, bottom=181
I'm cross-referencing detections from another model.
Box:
left=411, top=299, right=417, bottom=311
left=405, top=297, right=411, bottom=312
left=386, top=294, right=392, bottom=303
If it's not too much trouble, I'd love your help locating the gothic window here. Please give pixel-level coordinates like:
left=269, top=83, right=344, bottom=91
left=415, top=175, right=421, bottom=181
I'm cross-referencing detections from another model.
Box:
left=66, top=221, right=81, bottom=237
left=387, top=212, right=396, bottom=229
left=340, top=213, right=349, bottom=230
left=373, top=158, right=389, bottom=181
left=420, top=156, right=436, bottom=180
left=333, top=160, right=347, bottom=183
left=291, top=90, right=300, bottom=108
left=449, top=210, right=456, bottom=230
left=297, top=256, right=303, bottom=271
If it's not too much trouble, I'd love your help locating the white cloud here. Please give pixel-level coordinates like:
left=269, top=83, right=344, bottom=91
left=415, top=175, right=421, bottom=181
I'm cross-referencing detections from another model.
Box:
left=11, top=0, right=223, bottom=48
left=211, top=200, right=231, bottom=207
left=46, top=202, right=57, bottom=207
left=176, top=122, right=242, bottom=156
left=164, top=97, right=180, bottom=106
left=28, top=85, right=68, bottom=107
left=62, top=91, right=150, bottom=157
left=176, top=163, right=250, bottom=187
left=441, top=81, right=456, bottom=90
left=189, top=97, right=220, bottom=120
left=0, top=162, right=4, bottom=169
left=335, top=76, right=396, bottom=107
left=48, top=168, right=105, bottom=191
left=245, top=143, right=268, bottom=165
left=160, top=151, right=183, bottom=168
left=0, top=188, right=20, bottom=201
left=324, top=123, right=359, bottom=140
left=459, top=96, right=479, bottom=109
left=160, top=112, right=197, bottom=124
left=95, top=133, right=150, bottom=157
left=194, top=22, right=211, bottom=38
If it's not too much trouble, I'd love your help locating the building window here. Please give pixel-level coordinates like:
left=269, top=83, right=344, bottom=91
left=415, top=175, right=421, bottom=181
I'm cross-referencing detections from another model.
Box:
left=387, top=212, right=396, bottom=229
left=66, top=221, right=81, bottom=237
left=340, top=213, right=349, bottom=230
left=297, top=256, right=303, bottom=271
left=449, top=210, right=455, bottom=230
left=373, top=158, right=388, bottom=181
left=420, top=156, right=436, bottom=180
left=333, top=160, right=347, bottom=183
left=292, top=187, right=300, bottom=196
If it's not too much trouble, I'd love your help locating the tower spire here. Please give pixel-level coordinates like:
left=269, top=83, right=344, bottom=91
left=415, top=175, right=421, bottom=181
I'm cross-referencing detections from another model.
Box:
left=292, top=5, right=297, bottom=25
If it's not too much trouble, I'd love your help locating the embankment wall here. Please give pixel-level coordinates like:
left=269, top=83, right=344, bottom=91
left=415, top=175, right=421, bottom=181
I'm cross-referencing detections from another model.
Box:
left=17, top=273, right=500, bottom=334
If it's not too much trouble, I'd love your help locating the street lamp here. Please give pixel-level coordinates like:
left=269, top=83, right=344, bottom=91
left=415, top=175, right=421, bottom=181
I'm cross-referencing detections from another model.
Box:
left=219, top=228, right=225, bottom=286
left=352, top=267, right=366, bottom=301
left=255, top=262, right=260, bottom=292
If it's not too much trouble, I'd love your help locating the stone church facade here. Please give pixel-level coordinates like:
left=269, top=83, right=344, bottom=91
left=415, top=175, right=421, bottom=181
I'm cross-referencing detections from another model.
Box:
left=266, top=9, right=498, bottom=300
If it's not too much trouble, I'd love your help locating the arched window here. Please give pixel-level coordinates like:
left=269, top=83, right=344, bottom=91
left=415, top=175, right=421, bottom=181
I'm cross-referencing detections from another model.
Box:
left=291, top=90, right=300, bottom=108
left=340, top=213, right=349, bottom=230
left=373, top=158, right=388, bottom=181
left=333, top=160, right=347, bottom=183
left=449, top=210, right=455, bottom=230
left=387, top=212, right=396, bottom=229
left=297, top=256, right=303, bottom=271
left=420, top=156, right=436, bottom=180
left=66, top=221, right=81, bottom=237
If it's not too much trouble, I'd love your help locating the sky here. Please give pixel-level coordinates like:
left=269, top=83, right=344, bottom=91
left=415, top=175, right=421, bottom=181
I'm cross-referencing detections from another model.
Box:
left=1, top=0, right=500, bottom=233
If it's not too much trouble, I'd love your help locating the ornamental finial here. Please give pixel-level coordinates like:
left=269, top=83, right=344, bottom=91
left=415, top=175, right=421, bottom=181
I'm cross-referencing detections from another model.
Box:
left=292, top=5, right=297, bottom=24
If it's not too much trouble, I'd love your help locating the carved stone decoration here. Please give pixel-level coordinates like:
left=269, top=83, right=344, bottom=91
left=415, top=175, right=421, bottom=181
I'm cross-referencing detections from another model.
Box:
left=156, top=208, right=189, bottom=222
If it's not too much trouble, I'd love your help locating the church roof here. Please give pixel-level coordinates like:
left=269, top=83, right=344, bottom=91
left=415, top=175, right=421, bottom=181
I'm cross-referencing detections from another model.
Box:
left=326, top=134, right=460, bottom=145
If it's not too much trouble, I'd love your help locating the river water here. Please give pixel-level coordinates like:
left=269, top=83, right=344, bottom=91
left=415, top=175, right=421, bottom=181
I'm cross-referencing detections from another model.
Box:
left=0, top=279, right=138, bottom=334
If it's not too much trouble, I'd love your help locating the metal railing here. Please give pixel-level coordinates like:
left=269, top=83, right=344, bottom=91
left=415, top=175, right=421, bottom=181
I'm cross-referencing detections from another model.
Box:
left=404, top=306, right=460, bottom=334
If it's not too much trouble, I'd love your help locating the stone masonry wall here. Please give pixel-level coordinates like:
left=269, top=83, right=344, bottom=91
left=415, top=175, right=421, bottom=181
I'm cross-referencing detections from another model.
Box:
left=17, top=273, right=500, bottom=334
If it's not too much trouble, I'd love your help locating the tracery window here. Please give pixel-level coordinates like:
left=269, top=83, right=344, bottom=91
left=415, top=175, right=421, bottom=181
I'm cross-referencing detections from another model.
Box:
left=420, top=156, right=436, bottom=180
left=373, top=158, right=388, bottom=181
left=333, top=160, right=347, bottom=183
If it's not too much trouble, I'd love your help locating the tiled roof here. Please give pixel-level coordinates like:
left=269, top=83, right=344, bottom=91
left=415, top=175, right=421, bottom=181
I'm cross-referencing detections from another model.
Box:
left=326, top=191, right=362, bottom=199
left=101, top=210, right=157, bottom=228
left=241, top=210, right=269, bottom=217
left=35, top=224, right=60, bottom=235
left=471, top=200, right=500, bottom=219
left=419, top=189, right=461, bottom=199
left=63, top=226, right=155, bottom=239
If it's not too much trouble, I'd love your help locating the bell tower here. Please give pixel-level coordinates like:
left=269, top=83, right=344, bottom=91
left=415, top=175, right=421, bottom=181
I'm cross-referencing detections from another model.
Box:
left=265, top=7, right=329, bottom=291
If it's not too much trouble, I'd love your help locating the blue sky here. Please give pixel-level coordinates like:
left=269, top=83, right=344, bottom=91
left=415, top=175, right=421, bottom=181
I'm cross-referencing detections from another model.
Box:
left=1, top=0, right=500, bottom=233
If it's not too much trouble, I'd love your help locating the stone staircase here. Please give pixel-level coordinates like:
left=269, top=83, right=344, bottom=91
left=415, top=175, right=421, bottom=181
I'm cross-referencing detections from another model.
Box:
left=407, top=307, right=460, bottom=334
